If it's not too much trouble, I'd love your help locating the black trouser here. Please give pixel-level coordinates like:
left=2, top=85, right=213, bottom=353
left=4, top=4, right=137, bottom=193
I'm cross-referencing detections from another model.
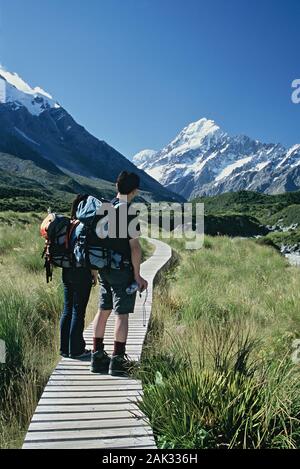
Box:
left=60, top=267, right=92, bottom=356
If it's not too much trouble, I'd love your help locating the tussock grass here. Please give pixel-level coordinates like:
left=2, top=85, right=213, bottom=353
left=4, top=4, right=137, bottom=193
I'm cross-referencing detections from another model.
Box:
left=137, top=236, right=300, bottom=448
left=0, top=220, right=152, bottom=448
left=0, top=211, right=43, bottom=226
left=0, top=221, right=63, bottom=448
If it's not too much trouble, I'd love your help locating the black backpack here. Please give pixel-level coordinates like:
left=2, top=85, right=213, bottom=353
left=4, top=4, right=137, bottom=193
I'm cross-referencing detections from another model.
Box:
left=74, top=196, right=130, bottom=270
left=40, top=214, right=80, bottom=282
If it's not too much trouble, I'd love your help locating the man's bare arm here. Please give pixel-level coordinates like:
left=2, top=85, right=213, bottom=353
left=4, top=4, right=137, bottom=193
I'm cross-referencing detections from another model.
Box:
left=129, top=238, right=148, bottom=292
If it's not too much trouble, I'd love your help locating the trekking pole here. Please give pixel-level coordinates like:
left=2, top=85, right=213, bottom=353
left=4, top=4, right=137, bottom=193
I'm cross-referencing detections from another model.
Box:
left=141, top=288, right=148, bottom=327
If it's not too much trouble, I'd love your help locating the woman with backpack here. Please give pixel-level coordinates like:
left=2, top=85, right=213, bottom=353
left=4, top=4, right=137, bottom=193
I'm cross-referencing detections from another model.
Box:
left=59, top=194, right=97, bottom=359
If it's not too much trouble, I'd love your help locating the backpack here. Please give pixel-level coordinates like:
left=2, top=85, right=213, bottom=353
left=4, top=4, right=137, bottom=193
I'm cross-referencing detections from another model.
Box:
left=40, top=213, right=80, bottom=282
left=74, top=196, right=130, bottom=270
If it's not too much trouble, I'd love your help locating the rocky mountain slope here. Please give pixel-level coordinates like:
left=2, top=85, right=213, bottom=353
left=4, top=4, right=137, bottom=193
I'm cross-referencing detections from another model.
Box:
left=133, top=118, right=300, bottom=200
left=0, top=67, right=183, bottom=203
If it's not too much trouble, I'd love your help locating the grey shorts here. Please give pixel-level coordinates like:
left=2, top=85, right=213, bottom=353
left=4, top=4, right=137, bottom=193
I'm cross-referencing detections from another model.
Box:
left=98, top=267, right=137, bottom=315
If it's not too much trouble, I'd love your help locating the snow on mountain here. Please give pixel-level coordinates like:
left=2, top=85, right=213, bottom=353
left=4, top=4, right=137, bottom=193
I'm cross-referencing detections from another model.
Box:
left=159, top=118, right=226, bottom=158
left=215, top=156, right=253, bottom=181
left=0, top=67, right=60, bottom=116
left=132, top=149, right=157, bottom=167
left=133, top=118, right=299, bottom=199
left=0, top=66, right=183, bottom=203
left=276, top=144, right=300, bottom=169
left=14, top=127, right=40, bottom=146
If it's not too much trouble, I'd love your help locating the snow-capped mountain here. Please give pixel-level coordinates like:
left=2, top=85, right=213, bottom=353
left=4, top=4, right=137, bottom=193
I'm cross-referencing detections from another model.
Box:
left=0, top=66, right=183, bottom=202
left=132, top=149, right=157, bottom=166
left=132, top=118, right=300, bottom=199
left=0, top=68, right=60, bottom=115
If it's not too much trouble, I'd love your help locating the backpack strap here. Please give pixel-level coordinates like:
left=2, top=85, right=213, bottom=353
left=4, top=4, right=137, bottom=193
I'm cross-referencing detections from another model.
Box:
left=109, top=198, right=130, bottom=269
left=111, top=198, right=128, bottom=210
left=65, top=219, right=80, bottom=250
left=42, top=240, right=53, bottom=283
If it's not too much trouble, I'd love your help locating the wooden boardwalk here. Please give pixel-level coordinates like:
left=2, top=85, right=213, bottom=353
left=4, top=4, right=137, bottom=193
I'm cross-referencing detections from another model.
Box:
left=22, top=238, right=172, bottom=449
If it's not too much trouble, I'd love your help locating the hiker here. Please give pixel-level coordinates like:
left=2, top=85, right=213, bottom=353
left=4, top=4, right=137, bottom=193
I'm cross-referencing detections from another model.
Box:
left=91, top=171, right=148, bottom=376
left=60, top=194, right=97, bottom=359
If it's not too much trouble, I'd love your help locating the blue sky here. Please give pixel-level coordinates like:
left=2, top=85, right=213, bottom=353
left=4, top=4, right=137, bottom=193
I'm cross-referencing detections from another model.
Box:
left=0, top=0, right=299, bottom=157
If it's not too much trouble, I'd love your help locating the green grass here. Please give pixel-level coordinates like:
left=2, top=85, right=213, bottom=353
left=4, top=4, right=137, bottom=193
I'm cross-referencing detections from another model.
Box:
left=264, top=229, right=300, bottom=250
left=136, top=236, right=300, bottom=448
left=0, top=152, right=174, bottom=210
left=266, top=204, right=300, bottom=227
left=3, top=202, right=299, bottom=449
left=0, top=210, right=43, bottom=226
left=0, top=220, right=64, bottom=448
left=0, top=215, right=153, bottom=448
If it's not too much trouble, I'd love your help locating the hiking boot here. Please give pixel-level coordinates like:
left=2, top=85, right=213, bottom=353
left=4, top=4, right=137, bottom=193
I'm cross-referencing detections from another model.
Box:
left=70, top=349, right=91, bottom=360
left=91, top=349, right=111, bottom=374
left=109, top=353, right=132, bottom=377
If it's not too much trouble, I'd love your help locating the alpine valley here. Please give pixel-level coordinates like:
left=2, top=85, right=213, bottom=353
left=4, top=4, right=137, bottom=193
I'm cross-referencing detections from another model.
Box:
left=133, top=118, right=300, bottom=200
left=0, top=67, right=183, bottom=211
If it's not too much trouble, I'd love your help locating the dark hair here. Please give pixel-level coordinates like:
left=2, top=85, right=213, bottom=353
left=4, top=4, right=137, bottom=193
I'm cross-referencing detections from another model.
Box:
left=116, top=171, right=140, bottom=195
left=70, top=194, right=89, bottom=219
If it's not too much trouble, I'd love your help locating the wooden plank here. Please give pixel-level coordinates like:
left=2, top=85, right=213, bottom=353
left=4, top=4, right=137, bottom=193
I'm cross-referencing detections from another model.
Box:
left=85, top=332, right=147, bottom=337
left=23, top=436, right=156, bottom=449
left=23, top=238, right=172, bottom=449
left=34, top=403, right=140, bottom=412
left=51, top=369, right=138, bottom=376
left=39, top=396, right=140, bottom=405
left=31, top=410, right=144, bottom=421
left=82, top=345, right=145, bottom=350
left=50, top=372, right=141, bottom=379
left=42, top=387, right=142, bottom=399
left=48, top=378, right=143, bottom=384
left=28, top=418, right=149, bottom=431
left=25, top=426, right=152, bottom=441
left=44, top=387, right=141, bottom=392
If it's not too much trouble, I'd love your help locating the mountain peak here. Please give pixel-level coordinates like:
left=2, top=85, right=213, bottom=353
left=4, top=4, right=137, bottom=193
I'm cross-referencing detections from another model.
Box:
left=0, top=66, right=60, bottom=116
left=133, top=117, right=300, bottom=199
left=0, top=67, right=184, bottom=203
left=182, top=117, right=220, bottom=136
left=165, top=117, right=226, bottom=157
left=0, top=67, right=53, bottom=99
left=132, top=149, right=157, bottom=167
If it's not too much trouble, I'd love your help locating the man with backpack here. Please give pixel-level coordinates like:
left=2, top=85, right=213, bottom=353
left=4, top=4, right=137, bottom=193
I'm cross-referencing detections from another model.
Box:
left=90, top=171, right=148, bottom=376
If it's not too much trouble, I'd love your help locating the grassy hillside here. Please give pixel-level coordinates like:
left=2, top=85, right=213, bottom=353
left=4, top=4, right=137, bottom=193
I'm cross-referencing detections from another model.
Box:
left=137, top=236, right=300, bottom=449
left=193, top=190, right=300, bottom=225
left=266, top=204, right=300, bottom=226
left=0, top=152, right=118, bottom=212
left=265, top=230, right=300, bottom=251
left=204, top=213, right=268, bottom=236
left=191, top=190, right=300, bottom=249
left=0, top=152, right=178, bottom=210
left=0, top=177, right=70, bottom=212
